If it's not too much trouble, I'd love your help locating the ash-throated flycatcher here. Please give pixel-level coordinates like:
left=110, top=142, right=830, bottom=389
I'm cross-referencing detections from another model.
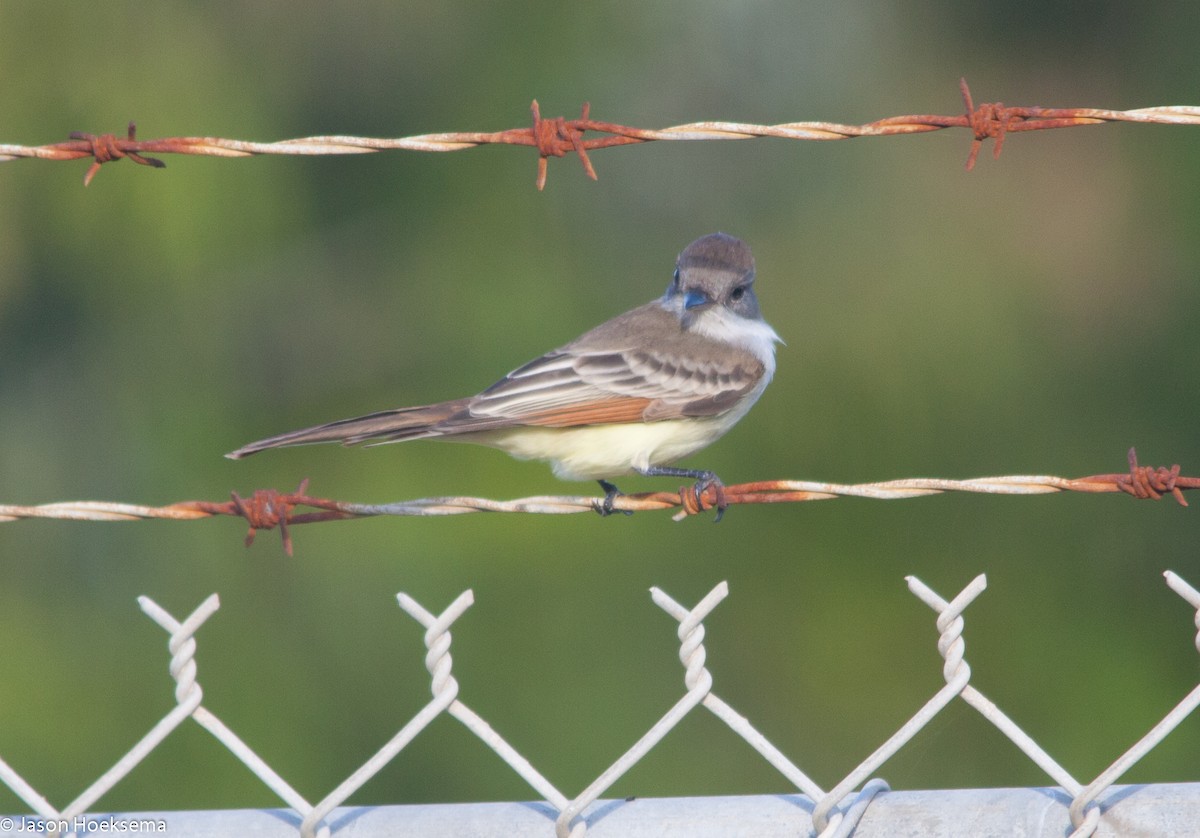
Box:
left=227, top=232, right=781, bottom=518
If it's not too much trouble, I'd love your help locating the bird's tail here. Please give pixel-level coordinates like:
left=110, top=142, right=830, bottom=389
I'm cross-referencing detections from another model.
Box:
left=225, top=398, right=471, bottom=459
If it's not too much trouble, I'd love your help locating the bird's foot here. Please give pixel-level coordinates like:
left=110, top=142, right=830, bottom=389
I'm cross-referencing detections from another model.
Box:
left=689, top=472, right=728, bottom=522
left=595, top=480, right=634, bottom=517
left=636, top=466, right=728, bottom=522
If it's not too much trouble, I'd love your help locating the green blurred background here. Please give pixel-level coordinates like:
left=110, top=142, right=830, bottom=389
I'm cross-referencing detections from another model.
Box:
left=2, top=0, right=1199, bottom=815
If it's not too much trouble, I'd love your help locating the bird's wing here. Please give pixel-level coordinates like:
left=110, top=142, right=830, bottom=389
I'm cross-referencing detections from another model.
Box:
left=457, top=344, right=765, bottom=429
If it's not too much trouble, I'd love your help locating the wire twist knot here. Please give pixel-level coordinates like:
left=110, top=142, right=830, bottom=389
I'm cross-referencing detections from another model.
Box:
left=960, top=78, right=1021, bottom=170
left=670, top=584, right=727, bottom=693
left=424, top=627, right=458, bottom=700
left=231, top=479, right=309, bottom=555
left=68, top=122, right=164, bottom=185
left=935, top=611, right=970, bottom=684
left=1068, top=799, right=1104, bottom=835
left=411, top=593, right=475, bottom=703
left=910, top=575, right=987, bottom=686
left=679, top=620, right=709, bottom=691
left=167, top=630, right=204, bottom=708
left=676, top=481, right=727, bottom=519
left=1119, top=448, right=1187, bottom=505
left=530, top=101, right=597, bottom=190
left=1165, top=572, right=1200, bottom=656
left=139, top=595, right=220, bottom=712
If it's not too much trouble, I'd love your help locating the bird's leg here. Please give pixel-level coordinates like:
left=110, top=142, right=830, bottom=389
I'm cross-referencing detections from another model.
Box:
left=636, top=466, right=728, bottom=522
left=595, top=479, right=633, bottom=517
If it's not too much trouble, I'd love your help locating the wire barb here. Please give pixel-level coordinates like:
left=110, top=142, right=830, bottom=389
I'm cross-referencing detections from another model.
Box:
left=5, top=80, right=1199, bottom=188
left=67, top=122, right=166, bottom=185
left=1117, top=447, right=1188, bottom=506
left=228, top=478, right=311, bottom=555
left=530, top=100, right=598, bottom=190
left=961, top=78, right=1017, bottom=170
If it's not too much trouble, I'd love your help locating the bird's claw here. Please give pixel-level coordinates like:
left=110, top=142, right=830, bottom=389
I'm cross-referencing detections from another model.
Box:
left=596, top=479, right=634, bottom=517
left=691, top=473, right=728, bottom=522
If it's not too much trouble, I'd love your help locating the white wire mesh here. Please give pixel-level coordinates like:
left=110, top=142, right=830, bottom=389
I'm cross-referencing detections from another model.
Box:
left=2, top=571, right=1199, bottom=837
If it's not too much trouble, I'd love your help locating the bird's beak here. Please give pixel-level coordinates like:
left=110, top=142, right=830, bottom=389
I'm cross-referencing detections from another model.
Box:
left=683, top=289, right=711, bottom=310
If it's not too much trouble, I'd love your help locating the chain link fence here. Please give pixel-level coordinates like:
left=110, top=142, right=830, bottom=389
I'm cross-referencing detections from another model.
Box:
left=3, top=571, right=1199, bottom=837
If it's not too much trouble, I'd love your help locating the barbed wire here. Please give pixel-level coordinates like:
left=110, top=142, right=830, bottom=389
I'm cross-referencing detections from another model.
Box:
left=3, top=79, right=1198, bottom=188
left=3, top=571, right=1199, bottom=837
left=0, top=449, right=1190, bottom=555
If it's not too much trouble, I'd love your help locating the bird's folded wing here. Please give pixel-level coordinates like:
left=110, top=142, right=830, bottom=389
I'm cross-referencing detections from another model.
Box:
left=456, top=348, right=764, bottom=429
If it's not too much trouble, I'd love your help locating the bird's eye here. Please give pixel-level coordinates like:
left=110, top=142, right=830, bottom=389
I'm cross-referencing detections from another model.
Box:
left=730, top=286, right=746, bottom=302
left=666, top=268, right=680, bottom=295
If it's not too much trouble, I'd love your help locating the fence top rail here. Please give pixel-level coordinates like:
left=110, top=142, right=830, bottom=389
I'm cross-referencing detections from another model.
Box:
left=5, top=785, right=1200, bottom=838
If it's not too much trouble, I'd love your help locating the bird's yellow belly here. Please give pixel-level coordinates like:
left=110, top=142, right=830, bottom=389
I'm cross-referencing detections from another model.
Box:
left=470, top=416, right=737, bottom=481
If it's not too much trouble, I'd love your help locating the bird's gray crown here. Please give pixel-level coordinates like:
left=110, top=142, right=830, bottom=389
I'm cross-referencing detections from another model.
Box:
left=676, top=232, right=755, bottom=279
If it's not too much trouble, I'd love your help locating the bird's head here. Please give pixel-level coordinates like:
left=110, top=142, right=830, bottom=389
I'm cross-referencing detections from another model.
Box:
left=663, top=232, right=761, bottom=326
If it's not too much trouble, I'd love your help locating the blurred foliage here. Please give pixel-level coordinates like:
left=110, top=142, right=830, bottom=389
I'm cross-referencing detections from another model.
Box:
left=2, top=0, right=1199, bottom=815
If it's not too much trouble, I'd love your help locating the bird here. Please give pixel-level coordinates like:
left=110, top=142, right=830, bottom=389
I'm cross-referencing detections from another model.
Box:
left=227, top=232, right=781, bottom=519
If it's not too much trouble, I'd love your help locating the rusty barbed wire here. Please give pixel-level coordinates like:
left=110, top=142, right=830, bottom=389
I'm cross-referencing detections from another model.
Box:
left=3, top=79, right=1199, bottom=189
left=0, top=449, right=1190, bottom=555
